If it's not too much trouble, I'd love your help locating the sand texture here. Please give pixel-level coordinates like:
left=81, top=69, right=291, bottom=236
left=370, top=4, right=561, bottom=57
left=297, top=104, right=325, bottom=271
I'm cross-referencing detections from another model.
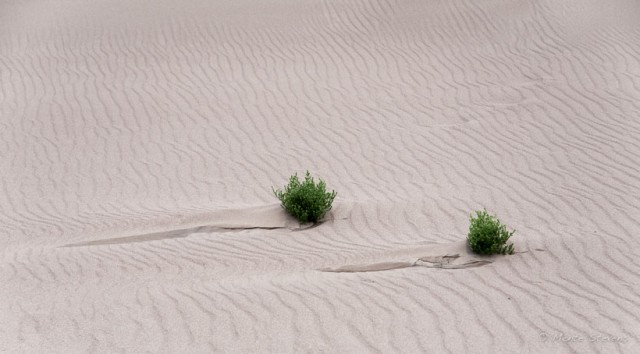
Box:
left=2, top=0, right=640, bottom=352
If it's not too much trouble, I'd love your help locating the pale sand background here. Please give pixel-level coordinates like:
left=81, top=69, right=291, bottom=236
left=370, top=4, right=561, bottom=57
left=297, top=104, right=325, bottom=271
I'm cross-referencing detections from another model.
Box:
left=2, top=0, right=640, bottom=352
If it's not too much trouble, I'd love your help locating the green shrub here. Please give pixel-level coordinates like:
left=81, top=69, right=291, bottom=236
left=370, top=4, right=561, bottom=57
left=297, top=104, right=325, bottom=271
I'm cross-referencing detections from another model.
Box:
left=467, top=209, right=515, bottom=255
left=273, top=171, right=337, bottom=223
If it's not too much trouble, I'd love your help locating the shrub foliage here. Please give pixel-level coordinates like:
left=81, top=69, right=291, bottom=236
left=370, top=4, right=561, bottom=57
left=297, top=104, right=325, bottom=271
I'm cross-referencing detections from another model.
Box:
left=273, top=171, right=337, bottom=223
left=467, top=209, right=515, bottom=255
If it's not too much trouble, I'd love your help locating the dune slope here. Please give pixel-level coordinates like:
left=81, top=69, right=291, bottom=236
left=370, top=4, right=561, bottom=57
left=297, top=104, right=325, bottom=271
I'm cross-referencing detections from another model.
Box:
left=2, top=0, right=640, bottom=352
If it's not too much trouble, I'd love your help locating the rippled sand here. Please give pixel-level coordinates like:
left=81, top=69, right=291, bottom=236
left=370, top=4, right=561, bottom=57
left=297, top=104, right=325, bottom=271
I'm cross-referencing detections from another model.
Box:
left=2, top=0, right=640, bottom=352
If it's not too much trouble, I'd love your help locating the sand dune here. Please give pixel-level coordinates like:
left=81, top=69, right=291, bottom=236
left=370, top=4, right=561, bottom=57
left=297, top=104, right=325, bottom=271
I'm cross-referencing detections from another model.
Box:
left=2, top=0, right=640, bottom=352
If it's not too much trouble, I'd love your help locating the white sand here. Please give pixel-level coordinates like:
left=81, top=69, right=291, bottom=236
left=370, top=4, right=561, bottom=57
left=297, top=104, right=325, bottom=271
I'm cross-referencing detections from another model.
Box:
left=2, top=0, right=640, bottom=352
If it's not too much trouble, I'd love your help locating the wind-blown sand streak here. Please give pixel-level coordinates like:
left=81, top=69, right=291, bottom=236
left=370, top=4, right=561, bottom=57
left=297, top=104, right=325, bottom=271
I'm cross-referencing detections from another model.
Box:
left=62, top=204, right=311, bottom=247
left=2, top=0, right=640, bottom=352
left=320, top=241, right=492, bottom=272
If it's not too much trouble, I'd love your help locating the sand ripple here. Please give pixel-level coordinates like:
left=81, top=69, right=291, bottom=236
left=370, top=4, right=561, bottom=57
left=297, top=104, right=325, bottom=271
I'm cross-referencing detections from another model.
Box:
left=2, top=0, right=640, bottom=352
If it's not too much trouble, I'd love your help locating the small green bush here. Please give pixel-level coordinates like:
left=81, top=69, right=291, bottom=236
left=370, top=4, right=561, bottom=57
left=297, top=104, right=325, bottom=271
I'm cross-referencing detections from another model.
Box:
left=273, top=171, right=337, bottom=223
left=467, top=209, right=515, bottom=255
